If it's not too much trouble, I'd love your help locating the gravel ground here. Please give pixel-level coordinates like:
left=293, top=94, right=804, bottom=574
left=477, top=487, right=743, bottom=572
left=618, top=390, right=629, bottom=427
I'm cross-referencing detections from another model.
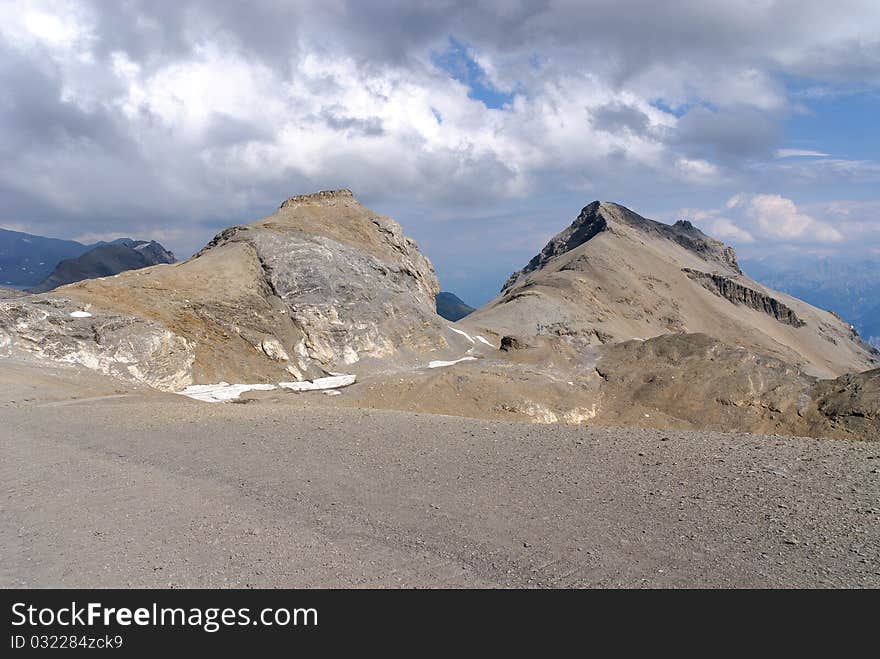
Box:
left=2, top=369, right=878, bottom=589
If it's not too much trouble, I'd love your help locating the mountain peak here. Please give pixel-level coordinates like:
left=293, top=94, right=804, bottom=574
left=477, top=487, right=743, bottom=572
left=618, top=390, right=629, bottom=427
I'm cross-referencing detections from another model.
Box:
left=279, top=189, right=354, bottom=209
left=501, top=201, right=741, bottom=292
left=500, top=201, right=609, bottom=291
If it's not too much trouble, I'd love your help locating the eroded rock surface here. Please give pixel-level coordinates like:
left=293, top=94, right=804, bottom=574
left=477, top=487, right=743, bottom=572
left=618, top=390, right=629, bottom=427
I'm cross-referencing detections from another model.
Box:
left=0, top=296, right=193, bottom=390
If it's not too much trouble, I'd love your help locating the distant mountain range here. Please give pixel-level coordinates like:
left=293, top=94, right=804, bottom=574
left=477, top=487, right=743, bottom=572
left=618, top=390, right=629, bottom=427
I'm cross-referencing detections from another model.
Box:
left=742, top=257, right=880, bottom=349
left=30, top=240, right=176, bottom=293
left=435, top=291, right=475, bottom=321
left=0, top=229, right=175, bottom=291
left=1, top=228, right=94, bottom=287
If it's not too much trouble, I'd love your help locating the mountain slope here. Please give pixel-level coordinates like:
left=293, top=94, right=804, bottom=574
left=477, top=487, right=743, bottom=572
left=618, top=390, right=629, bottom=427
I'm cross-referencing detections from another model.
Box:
left=436, top=291, right=475, bottom=321
left=0, top=228, right=91, bottom=287
left=30, top=240, right=176, bottom=293
left=464, top=201, right=877, bottom=378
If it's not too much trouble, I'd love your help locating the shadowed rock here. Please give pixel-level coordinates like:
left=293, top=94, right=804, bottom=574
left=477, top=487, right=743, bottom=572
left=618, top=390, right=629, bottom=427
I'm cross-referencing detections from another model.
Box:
left=682, top=268, right=805, bottom=327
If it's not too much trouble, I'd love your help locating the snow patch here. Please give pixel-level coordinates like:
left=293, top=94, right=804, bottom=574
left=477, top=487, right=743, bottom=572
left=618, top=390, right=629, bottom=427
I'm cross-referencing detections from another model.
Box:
left=178, top=382, right=276, bottom=403
left=475, top=335, right=494, bottom=348
left=177, top=373, right=357, bottom=402
left=279, top=374, right=357, bottom=391
left=69, top=311, right=92, bottom=318
left=448, top=327, right=474, bottom=343
left=428, top=356, right=477, bottom=368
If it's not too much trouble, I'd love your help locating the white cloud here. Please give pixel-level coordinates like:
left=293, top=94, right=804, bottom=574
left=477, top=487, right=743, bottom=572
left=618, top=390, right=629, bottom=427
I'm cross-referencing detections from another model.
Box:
left=725, top=194, right=744, bottom=209
left=709, top=193, right=845, bottom=244
left=775, top=148, right=830, bottom=158
left=708, top=217, right=755, bottom=243
left=745, top=194, right=843, bottom=242
left=674, top=157, right=724, bottom=184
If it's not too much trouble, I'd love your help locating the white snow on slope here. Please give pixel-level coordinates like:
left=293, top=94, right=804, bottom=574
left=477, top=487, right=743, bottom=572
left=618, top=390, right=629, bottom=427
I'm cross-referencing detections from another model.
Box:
left=279, top=374, right=357, bottom=391
left=428, top=356, right=477, bottom=368
left=475, top=335, right=494, bottom=347
left=448, top=327, right=474, bottom=343
left=178, top=382, right=277, bottom=402
left=178, top=374, right=357, bottom=402
left=69, top=311, right=92, bottom=318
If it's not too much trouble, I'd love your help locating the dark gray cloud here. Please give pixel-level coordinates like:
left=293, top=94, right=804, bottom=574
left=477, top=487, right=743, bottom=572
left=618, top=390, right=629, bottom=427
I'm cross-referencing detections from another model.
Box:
left=670, top=107, right=780, bottom=160
left=590, top=102, right=651, bottom=135
left=319, top=107, right=384, bottom=136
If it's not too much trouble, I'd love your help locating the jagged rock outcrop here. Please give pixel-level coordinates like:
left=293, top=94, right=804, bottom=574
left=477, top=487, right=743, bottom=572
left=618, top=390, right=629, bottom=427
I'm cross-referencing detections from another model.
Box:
left=682, top=269, right=805, bottom=327
left=464, top=201, right=877, bottom=378
left=501, top=201, right=609, bottom=291
left=0, top=190, right=449, bottom=389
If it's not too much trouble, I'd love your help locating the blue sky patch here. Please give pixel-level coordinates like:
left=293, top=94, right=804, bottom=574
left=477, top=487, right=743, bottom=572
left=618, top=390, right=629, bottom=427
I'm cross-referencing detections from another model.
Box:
left=432, top=37, right=515, bottom=110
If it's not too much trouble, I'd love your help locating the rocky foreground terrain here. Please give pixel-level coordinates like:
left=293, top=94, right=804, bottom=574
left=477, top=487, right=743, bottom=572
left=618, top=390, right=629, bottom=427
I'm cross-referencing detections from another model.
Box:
left=0, top=191, right=877, bottom=441
left=1, top=360, right=877, bottom=588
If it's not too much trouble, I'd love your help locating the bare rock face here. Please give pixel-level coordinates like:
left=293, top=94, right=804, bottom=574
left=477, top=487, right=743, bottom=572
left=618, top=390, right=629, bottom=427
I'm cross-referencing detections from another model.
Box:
left=192, top=190, right=444, bottom=372
left=0, top=296, right=193, bottom=390
left=593, top=334, right=880, bottom=439
left=0, top=190, right=446, bottom=389
left=594, top=333, right=816, bottom=432
left=343, top=330, right=880, bottom=440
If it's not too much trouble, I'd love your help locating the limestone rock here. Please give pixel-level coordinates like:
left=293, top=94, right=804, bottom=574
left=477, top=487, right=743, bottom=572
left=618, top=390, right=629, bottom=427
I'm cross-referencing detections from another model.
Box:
left=0, top=296, right=193, bottom=390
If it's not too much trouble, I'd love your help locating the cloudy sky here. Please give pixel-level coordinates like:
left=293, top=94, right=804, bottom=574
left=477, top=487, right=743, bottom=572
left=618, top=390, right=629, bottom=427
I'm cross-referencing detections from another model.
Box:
left=2, top=0, right=879, bottom=304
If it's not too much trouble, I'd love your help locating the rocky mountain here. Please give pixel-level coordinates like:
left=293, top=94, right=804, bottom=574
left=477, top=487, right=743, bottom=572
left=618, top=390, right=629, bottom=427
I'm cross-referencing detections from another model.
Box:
left=742, top=256, right=880, bottom=350
left=29, top=240, right=176, bottom=293
left=464, top=201, right=877, bottom=379
left=0, top=190, right=458, bottom=388
left=436, top=291, right=475, bottom=321
left=0, top=228, right=91, bottom=287
left=1, top=193, right=877, bottom=440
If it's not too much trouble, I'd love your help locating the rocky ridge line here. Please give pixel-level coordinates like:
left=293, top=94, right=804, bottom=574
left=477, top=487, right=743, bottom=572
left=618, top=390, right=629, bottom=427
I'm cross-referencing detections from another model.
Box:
left=682, top=268, right=806, bottom=327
